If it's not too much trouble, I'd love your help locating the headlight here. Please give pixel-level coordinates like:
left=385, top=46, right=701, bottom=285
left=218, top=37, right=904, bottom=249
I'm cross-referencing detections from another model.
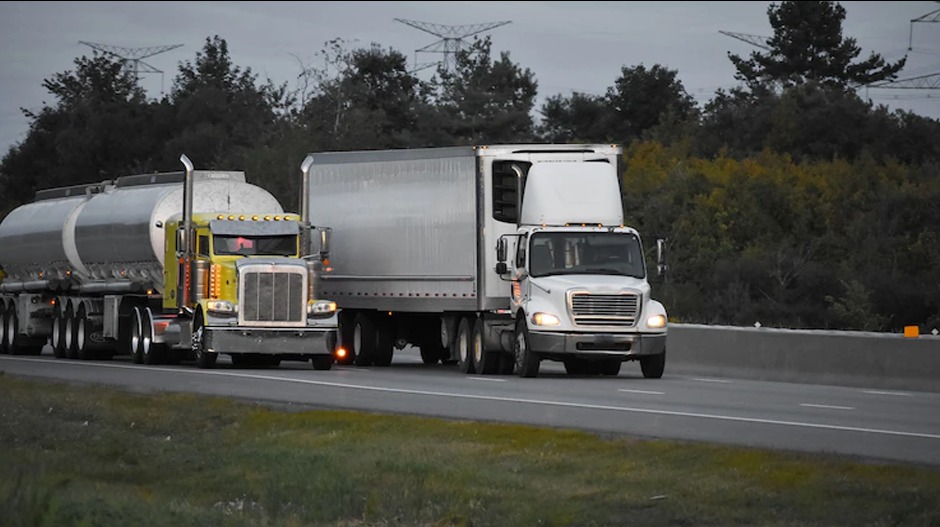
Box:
left=647, top=314, right=666, bottom=329
left=308, top=300, right=337, bottom=316
left=207, top=300, right=235, bottom=315
left=532, top=312, right=561, bottom=326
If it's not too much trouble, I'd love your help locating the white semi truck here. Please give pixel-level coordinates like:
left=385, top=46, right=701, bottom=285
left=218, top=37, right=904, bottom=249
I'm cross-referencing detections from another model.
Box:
left=302, top=144, right=668, bottom=378
left=0, top=155, right=339, bottom=369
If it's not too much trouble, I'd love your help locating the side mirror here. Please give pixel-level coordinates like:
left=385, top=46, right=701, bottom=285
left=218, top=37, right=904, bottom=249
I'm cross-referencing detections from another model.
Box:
left=656, top=238, right=668, bottom=276
left=496, top=236, right=507, bottom=263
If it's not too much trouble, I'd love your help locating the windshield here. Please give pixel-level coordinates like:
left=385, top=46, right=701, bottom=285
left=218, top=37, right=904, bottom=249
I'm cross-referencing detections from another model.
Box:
left=529, top=231, right=645, bottom=278
left=214, top=235, right=297, bottom=256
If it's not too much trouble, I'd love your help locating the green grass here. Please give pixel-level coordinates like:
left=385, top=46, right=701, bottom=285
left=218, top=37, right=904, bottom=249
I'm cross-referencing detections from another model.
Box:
left=1, top=373, right=939, bottom=527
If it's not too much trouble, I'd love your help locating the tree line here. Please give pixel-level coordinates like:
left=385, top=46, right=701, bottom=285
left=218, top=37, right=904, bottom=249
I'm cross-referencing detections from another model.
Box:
left=1, top=1, right=938, bottom=332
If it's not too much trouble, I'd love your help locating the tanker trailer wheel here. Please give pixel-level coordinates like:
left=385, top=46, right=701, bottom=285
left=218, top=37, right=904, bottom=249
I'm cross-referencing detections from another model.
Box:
left=352, top=312, right=376, bottom=367
left=51, top=300, right=67, bottom=358
left=514, top=318, right=540, bottom=378
left=0, top=301, right=8, bottom=354
left=64, top=305, right=79, bottom=359
left=130, top=307, right=144, bottom=364
left=75, top=305, right=95, bottom=360
left=455, top=316, right=474, bottom=374
left=639, top=348, right=666, bottom=379
left=192, top=312, right=217, bottom=369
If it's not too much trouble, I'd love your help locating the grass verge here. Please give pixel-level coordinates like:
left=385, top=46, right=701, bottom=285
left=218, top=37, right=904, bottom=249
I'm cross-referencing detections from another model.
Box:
left=1, top=373, right=939, bottom=526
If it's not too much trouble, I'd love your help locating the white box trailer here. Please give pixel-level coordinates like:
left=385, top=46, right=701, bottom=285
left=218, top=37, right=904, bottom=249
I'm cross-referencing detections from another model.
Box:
left=304, top=144, right=667, bottom=378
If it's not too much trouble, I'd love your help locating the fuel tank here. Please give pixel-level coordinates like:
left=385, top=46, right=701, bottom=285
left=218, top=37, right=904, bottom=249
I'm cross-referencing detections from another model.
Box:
left=0, top=170, right=283, bottom=293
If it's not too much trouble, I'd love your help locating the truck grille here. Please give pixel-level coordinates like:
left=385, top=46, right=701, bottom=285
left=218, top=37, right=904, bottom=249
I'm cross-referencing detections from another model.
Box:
left=240, top=269, right=305, bottom=326
left=569, top=292, right=640, bottom=327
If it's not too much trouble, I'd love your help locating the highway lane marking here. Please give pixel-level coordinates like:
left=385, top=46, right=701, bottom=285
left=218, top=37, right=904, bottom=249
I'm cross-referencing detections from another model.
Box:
left=691, top=378, right=732, bottom=384
left=618, top=389, right=664, bottom=395
left=800, top=403, right=855, bottom=411
left=467, top=377, right=507, bottom=383
left=863, top=390, right=913, bottom=397
left=6, top=357, right=940, bottom=442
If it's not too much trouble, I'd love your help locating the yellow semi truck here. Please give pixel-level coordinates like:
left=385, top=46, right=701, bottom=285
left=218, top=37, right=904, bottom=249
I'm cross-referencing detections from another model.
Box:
left=0, top=155, right=339, bottom=369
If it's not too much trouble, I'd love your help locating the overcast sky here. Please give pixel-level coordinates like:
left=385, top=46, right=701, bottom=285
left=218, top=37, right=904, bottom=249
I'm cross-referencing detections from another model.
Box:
left=1, top=1, right=938, bottom=155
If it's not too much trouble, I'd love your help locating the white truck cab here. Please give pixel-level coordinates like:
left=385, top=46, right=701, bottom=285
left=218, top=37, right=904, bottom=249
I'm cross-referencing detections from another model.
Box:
left=496, top=155, right=668, bottom=378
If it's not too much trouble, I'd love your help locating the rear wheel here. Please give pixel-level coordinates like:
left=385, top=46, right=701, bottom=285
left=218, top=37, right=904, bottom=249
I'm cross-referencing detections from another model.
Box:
left=455, top=317, right=474, bottom=374
left=374, top=315, right=394, bottom=367
left=312, top=355, right=334, bottom=371
left=470, top=317, right=498, bottom=375
left=141, top=308, right=164, bottom=365
left=640, top=349, right=666, bottom=379
left=0, top=302, right=9, bottom=355
left=352, top=312, right=376, bottom=367
left=75, top=306, right=94, bottom=360
left=130, top=307, right=144, bottom=364
left=564, top=358, right=589, bottom=375
left=51, top=301, right=67, bottom=358
left=64, top=306, right=78, bottom=359
left=514, top=317, right=540, bottom=378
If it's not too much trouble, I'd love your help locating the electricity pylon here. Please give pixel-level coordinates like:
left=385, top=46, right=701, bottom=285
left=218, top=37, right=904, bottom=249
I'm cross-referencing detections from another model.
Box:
left=395, top=18, right=511, bottom=73
left=79, top=41, right=183, bottom=93
left=718, top=30, right=771, bottom=51
left=909, top=2, right=940, bottom=50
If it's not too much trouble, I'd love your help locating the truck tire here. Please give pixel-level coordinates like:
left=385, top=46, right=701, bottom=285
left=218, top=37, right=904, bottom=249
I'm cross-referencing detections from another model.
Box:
left=352, top=312, right=376, bottom=367
left=640, top=349, right=666, bottom=379
left=337, top=311, right=356, bottom=365
left=514, top=318, right=540, bottom=378
left=51, top=301, right=67, bottom=358
left=374, top=315, right=394, bottom=367
left=564, top=358, right=589, bottom=375
left=0, top=301, right=9, bottom=354
left=75, top=305, right=94, bottom=360
left=312, top=355, right=334, bottom=371
left=192, top=312, right=217, bottom=369
left=130, top=307, right=144, bottom=364
left=598, top=359, right=622, bottom=376
left=419, top=336, right=443, bottom=365
left=141, top=308, right=164, bottom=365
left=471, top=317, right=498, bottom=375
left=64, top=306, right=78, bottom=359
left=455, top=317, right=474, bottom=374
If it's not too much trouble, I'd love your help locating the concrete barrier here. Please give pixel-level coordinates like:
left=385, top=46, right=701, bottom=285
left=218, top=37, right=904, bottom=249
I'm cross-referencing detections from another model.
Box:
left=667, top=324, right=940, bottom=393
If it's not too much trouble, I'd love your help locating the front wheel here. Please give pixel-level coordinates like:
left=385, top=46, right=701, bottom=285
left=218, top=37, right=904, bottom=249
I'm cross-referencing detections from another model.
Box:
left=640, top=349, right=666, bottom=379
left=192, top=312, right=217, bottom=369
left=514, top=318, right=540, bottom=378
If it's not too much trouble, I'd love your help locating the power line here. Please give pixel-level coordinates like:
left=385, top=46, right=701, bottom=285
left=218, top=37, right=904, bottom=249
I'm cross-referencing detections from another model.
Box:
left=718, top=30, right=771, bottom=51
left=394, top=18, right=511, bottom=73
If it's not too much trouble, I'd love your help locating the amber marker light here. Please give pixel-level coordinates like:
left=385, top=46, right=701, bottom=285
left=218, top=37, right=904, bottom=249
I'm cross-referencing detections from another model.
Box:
left=335, top=347, right=348, bottom=360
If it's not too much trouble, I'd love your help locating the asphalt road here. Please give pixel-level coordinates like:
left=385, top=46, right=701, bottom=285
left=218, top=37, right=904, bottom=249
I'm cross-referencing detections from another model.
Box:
left=2, top=349, right=939, bottom=468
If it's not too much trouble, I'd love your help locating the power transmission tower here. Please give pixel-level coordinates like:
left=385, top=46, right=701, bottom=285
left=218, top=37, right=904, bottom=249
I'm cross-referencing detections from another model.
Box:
left=395, top=18, right=511, bottom=73
left=719, top=30, right=771, bottom=51
left=79, top=41, right=183, bottom=94
left=867, top=71, right=940, bottom=89
left=908, top=2, right=940, bottom=50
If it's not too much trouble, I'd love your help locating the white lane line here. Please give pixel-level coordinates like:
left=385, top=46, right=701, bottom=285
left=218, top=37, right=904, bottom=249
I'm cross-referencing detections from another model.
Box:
left=800, top=403, right=855, bottom=411
left=618, top=389, right=664, bottom=395
left=863, top=390, right=913, bottom=397
left=6, top=357, right=940, bottom=441
left=692, top=378, right=732, bottom=384
left=467, top=377, right=507, bottom=383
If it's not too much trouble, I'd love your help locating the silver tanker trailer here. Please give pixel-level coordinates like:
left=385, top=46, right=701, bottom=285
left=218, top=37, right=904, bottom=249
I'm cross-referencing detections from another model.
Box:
left=0, top=155, right=339, bottom=369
